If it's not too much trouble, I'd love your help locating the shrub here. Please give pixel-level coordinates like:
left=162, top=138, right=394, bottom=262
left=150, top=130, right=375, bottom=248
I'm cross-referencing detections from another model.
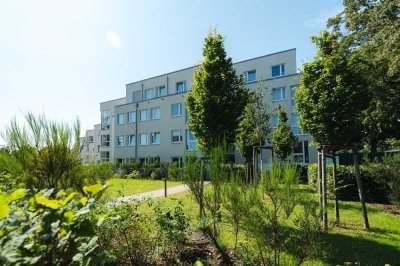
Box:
left=0, top=184, right=105, bottom=265
left=168, top=162, right=181, bottom=181
left=364, top=154, right=400, bottom=206
left=82, top=162, right=115, bottom=184
left=307, top=163, right=390, bottom=203
left=125, top=169, right=141, bottom=179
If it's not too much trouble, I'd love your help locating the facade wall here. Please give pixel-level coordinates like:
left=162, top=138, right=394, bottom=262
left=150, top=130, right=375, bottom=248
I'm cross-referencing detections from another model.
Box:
left=84, top=48, right=317, bottom=165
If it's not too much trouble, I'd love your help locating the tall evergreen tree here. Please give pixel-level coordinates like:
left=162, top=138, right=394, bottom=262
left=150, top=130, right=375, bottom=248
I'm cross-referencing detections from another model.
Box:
left=236, top=86, right=271, bottom=163
left=272, top=106, right=297, bottom=161
left=186, top=29, right=249, bottom=154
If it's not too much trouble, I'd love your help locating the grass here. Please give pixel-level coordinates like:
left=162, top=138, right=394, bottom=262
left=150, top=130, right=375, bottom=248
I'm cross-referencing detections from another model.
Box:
left=155, top=187, right=400, bottom=266
left=100, top=178, right=183, bottom=200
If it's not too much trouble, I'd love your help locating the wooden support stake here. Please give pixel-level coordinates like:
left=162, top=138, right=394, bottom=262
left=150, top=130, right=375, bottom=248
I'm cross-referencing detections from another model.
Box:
left=332, top=151, right=340, bottom=226
left=321, top=149, right=328, bottom=231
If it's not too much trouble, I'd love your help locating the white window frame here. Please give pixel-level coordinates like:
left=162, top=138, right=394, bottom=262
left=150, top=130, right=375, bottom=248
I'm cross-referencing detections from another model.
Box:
left=291, top=113, right=305, bottom=135
left=128, top=135, right=136, bottom=146
left=244, top=70, right=256, bottom=83
left=150, top=107, right=160, bottom=120
left=171, top=130, right=183, bottom=143
left=271, top=64, right=285, bottom=78
left=128, top=111, right=136, bottom=123
left=140, top=133, right=148, bottom=145
left=186, top=129, right=197, bottom=151
left=101, top=134, right=110, bottom=147
left=117, top=136, right=125, bottom=147
left=176, top=81, right=186, bottom=93
left=151, top=132, right=161, bottom=145
left=171, top=156, right=184, bottom=168
left=157, top=86, right=167, bottom=97
left=171, top=103, right=182, bottom=117
left=145, top=88, right=153, bottom=100
left=272, top=87, right=286, bottom=101
left=140, top=109, right=148, bottom=121
left=117, top=113, right=125, bottom=125
left=291, top=86, right=297, bottom=107
left=132, top=90, right=142, bottom=102
left=272, top=114, right=278, bottom=128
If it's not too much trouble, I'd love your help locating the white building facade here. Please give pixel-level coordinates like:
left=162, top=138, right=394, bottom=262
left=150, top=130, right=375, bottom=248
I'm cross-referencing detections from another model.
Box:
left=82, top=48, right=317, bottom=165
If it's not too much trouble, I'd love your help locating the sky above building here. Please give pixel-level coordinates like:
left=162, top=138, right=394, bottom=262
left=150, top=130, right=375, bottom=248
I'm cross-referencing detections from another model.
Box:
left=0, top=0, right=342, bottom=145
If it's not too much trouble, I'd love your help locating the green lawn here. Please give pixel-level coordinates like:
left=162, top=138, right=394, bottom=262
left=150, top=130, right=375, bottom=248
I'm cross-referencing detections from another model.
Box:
left=157, top=187, right=400, bottom=266
left=100, top=178, right=183, bottom=201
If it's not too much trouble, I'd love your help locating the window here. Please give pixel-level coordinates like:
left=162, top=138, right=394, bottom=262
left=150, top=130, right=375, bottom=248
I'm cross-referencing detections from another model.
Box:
left=172, top=157, right=183, bottom=168
left=140, top=134, right=148, bottom=145
left=272, top=87, right=286, bottom=101
left=157, top=86, right=167, bottom=97
left=132, top=90, right=142, bottom=102
left=186, top=130, right=198, bottom=150
left=272, top=64, right=285, bottom=77
left=101, top=110, right=111, bottom=130
left=291, top=87, right=297, bottom=107
left=185, top=108, right=189, bottom=124
left=87, top=136, right=94, bottom=142
left=128, top=111, right=136, bottom=123
left=245, top=70, right=256, bottom=83
left=145, top=88, right=153, bottom=100
left=171, top=103, right=182, bottom=117
left=272, top=114, right=278, bottom=128
left=117, top=136, right=125, bottom=147
left=101, top=135, right=110, bottom=147
left=293, top=141, right=309, bottom=163
left=128, top=135, right=136, bottom=146
left=176, top=81, right=186, bottom=93
left=151, top=107, right=160, bottom=120
left=140, top=110, right=148, bottom=121
left=171, top=130, right=183, bottom=143
left=117, top=113, right=125, bottom=125
left=101, top=151, right=110, bottom=162
left=291, top=114, right=303, bottom=135
left=151, top=132, right=161, bottom=144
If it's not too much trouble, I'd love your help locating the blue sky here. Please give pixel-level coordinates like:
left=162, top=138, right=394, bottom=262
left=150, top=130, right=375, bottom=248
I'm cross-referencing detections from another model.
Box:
left=0, top=0, right=342, bottom=144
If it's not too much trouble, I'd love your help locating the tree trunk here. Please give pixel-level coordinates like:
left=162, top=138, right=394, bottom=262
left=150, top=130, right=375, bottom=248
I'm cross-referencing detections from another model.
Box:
left=321, top=149, right=328, bottom=231
left=352, top=150, right=370, bottom=229
left=332, top=151, right=340, bottom=226
left=200, top=159, right=204, bottom=218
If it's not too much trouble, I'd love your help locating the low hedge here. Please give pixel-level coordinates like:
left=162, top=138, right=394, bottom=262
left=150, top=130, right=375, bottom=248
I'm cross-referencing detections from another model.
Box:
left=307, top=164, right=390, bottom=204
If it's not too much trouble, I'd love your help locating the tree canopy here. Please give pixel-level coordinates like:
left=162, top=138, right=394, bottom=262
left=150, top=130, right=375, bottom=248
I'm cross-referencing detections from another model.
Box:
left=186, top=29, right=249, bottom=154
left=236, top=86, right=271, bottom=163
left=272, top=106, right=297, bottom=160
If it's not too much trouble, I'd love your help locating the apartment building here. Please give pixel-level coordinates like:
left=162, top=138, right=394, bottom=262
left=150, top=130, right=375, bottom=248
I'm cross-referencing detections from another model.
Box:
left=81, top=48, right=317, bottom=165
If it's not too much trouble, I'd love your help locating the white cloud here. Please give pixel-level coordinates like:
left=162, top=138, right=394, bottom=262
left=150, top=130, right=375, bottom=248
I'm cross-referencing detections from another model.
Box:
left=106, top=30, right=121, bottom=49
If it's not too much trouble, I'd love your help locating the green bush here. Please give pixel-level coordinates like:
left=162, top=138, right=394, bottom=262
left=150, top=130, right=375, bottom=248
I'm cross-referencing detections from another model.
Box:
left=307, top=163, right=390, bottom=203
left=364, top=154, right=400, bottom=206
left=168, top=162, right=181, bottom=181
left=82, top=162, right=115, bottom=184
left=0, top=184, right=105, bottom=265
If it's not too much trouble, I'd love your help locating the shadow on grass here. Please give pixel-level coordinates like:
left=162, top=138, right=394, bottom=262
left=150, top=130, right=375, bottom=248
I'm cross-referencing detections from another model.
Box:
left=321, top=231, right=400, bottom=266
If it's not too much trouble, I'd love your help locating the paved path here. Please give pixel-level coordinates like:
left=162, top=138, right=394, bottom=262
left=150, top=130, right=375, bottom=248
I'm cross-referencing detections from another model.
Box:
left=115, top=181, right=210, bottom=204
left=117, top=184, right=189, bottom=203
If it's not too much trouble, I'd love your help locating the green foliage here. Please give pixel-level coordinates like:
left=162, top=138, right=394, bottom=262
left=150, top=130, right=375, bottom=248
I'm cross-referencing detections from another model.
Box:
left=153, top=200, right=189, bottom=263
left=0, top=184, right=105, bottom=265
left=272, top=106, right=297, bottom=160
left=236, top=86, right=271, bottom=163
left=307, top=163, right=389, bottom=203
left=81, top=162, right=115, bottom=184
left=364, top=154, right=400, bottom=206
left=167, top=161, right=180, bottom=181
left=0, top=112, right=83, bottom=193
left=125, top=170, right=141, bottom=179
left=296, top=31, right=369, bottom=146
left=96, top=200, right=157, bottom=265
left=186, top=28, right=249, bottom=153
left=327, top=1, right=400, bottom=150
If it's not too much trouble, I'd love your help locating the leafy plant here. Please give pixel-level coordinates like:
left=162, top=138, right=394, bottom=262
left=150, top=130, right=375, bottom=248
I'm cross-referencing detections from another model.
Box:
left=272, top=106, right=297, bottom=161
left=0, top=184, right=105, bottom=265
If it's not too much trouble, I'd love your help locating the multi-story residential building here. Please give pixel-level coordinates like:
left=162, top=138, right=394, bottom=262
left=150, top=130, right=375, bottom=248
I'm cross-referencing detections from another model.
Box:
left=80, top=124, right=101, bottom=164
left=81, top=48, right=317, bottom=165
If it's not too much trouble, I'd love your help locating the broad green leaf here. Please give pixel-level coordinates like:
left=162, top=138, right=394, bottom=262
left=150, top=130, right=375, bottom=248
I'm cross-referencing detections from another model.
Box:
left=0, top=203, right=9, bottom=219
left=83, top=184, right=105, bottom=197
left=10, top=189, right=27, bottom=201
left=35, top=195, right=61, bottom=209
left=79, top=197, right=88, bottom=206
left=62, top=192, right=76, bottom=206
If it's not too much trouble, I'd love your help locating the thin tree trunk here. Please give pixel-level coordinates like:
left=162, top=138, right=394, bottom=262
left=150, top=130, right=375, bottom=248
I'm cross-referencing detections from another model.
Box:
left=317, top=150, right=323, bottom=221
left=332, top=151, right=340, bottom=226
left=321, top=149, right=328, bottom=231
left=352, top=150, right=370, bottom=229
left=200, top=159, right=204, bottom=218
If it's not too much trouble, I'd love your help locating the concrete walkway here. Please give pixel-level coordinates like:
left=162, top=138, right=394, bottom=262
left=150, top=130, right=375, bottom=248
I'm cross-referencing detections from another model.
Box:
left=117, top=183, right=190, bottom=203
left=116, top=181, right=210, bottom=204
